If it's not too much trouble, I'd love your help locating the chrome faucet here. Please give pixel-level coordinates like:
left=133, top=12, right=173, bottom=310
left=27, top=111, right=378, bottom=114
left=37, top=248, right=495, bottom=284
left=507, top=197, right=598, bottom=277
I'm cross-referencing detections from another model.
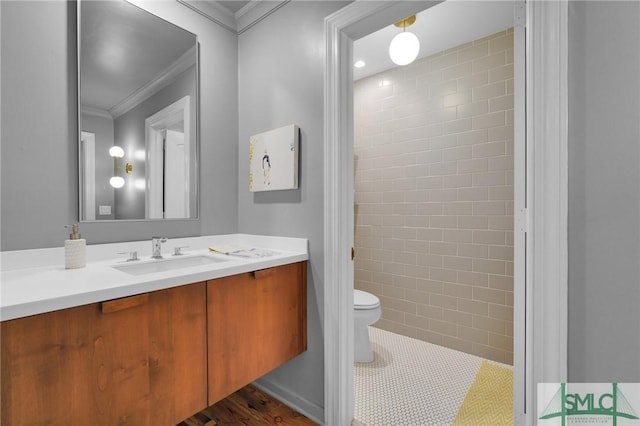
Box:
left=151, top=237, right=167, bottom=259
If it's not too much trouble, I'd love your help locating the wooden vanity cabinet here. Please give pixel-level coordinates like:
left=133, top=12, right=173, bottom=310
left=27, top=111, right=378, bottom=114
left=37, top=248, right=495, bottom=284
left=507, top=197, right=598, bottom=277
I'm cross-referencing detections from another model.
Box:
left=207, top=261, right=307, bottom=405
left=1, top=282, right=207, bottom=426
left=1, top=261, right=307, bottom=424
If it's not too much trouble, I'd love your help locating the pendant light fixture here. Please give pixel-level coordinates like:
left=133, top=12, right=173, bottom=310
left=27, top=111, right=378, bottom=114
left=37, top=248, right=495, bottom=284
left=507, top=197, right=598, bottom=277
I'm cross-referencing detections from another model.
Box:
left=389, top=15, right=420, bottom=66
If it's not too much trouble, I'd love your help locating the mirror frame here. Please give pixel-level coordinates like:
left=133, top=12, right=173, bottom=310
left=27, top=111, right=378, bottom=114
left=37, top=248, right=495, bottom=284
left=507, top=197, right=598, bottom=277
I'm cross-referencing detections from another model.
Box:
left=77, top=0, right=200, bottom=223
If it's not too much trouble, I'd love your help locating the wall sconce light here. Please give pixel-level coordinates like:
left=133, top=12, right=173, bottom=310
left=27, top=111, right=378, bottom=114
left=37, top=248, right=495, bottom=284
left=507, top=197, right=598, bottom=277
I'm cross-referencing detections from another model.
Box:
left=109, top=145, right=133, bottom=189
left=389, top=15, right=420, bottom=66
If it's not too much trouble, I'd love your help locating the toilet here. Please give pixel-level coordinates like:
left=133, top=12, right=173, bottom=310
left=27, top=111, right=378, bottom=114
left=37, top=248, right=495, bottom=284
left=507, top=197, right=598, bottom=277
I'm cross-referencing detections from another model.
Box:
left=354, top=289, right=382, bottom=363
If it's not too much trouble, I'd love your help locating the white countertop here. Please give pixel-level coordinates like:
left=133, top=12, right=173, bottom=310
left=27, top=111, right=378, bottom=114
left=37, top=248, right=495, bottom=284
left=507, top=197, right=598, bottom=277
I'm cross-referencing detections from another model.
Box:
left=0, top=234, right=308, bottom=321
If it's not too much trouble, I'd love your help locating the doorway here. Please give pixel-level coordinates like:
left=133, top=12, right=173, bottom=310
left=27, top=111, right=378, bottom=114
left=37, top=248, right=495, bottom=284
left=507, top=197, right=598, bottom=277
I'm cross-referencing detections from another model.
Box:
left=145, top=95, right=191, bottom=219
left=353, top=15, right=516, bottom=424
left=324, top=1, right=568, bottom=425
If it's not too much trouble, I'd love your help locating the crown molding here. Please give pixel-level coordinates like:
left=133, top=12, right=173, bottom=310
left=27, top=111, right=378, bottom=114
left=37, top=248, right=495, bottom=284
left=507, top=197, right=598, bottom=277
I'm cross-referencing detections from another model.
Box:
left=177, top=0, right=237, bottom=33
left=201, top=0, right=237, bottom=19
left=235, top=1, right=260, bottom=19
left=81, top=105, right=113, bottom=120
left=236, top=1, right=289, bottom=34
left=109, top=45, right=197, bottom=119
left=177, top=0, right=289, bottom=35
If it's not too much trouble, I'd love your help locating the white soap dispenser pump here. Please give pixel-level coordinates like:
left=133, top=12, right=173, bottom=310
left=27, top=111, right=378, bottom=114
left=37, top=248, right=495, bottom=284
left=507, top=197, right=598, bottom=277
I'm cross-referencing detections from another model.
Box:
left=65, top=224, right=86, bottom=269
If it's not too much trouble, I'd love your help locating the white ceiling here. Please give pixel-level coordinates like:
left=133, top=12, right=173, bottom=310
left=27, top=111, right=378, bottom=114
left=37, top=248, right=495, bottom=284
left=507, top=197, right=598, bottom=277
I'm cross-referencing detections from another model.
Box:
left=353, top=1, right=515, bottom=81
left=216, top=0, right=251, bottom=15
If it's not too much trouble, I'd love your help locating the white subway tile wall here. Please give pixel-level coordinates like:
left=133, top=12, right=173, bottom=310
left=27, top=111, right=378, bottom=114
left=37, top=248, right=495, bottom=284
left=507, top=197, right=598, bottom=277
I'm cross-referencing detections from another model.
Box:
left=354, top=29, right=514, bottom=364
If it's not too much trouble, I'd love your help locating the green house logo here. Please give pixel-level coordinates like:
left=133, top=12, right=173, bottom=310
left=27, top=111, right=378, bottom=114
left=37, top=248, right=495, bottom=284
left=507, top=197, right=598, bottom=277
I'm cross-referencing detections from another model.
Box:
left=539, top=383, right=639, bottom=425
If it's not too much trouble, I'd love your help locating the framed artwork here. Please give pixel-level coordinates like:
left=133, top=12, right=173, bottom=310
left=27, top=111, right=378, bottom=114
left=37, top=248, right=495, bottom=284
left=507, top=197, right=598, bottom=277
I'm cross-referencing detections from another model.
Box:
left=249, top=124, right=299, bottom=192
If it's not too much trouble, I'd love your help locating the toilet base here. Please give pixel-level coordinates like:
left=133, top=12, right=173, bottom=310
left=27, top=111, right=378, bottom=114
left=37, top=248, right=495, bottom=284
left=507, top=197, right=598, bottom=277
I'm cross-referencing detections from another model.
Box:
left=354, top=325, right=374, bottom=363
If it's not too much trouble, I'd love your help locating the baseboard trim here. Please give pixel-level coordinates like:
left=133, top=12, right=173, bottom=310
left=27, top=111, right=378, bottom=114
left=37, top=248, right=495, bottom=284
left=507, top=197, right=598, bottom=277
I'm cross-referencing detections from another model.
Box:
left=252, top=377, right=324, bottom=425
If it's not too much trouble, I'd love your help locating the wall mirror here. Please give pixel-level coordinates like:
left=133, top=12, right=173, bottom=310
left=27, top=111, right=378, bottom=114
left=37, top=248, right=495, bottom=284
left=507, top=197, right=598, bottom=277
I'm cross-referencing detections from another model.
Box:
left=78, top=0, right=199, bottom=221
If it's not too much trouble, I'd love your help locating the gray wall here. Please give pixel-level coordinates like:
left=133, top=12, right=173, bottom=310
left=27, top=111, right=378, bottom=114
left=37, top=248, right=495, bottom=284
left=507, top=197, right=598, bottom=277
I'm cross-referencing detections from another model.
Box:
left=237, top=1, right=349, bottom=415
left=1, top=1, right=76, bottom=249
left=0, top=1, right=238, bottom=250
left=568, top=1, right=640, bottom=381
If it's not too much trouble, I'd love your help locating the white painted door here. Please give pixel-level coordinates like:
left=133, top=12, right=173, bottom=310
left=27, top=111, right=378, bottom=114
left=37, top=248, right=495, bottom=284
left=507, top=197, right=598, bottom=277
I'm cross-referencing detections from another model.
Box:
left=164, top=129, right=186, bottom=218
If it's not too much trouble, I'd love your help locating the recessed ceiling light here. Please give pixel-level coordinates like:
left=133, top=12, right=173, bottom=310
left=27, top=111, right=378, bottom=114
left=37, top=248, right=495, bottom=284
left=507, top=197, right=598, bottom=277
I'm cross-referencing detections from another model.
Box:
left=354, top=60, right=366, bottom=68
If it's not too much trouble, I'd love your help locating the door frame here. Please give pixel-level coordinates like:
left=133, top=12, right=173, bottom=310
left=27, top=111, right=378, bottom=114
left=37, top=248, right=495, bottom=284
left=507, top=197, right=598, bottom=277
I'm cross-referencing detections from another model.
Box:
left=80, top=131, right=96, bottom=221
left=145, top=95, right=191, bottom=219
left=323, top=1, right=568, bottom=425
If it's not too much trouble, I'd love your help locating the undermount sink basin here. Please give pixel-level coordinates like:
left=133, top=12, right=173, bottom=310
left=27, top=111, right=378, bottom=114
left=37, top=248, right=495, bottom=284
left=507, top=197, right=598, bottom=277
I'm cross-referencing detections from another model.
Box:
left=112, top=255, right=229, bottom=276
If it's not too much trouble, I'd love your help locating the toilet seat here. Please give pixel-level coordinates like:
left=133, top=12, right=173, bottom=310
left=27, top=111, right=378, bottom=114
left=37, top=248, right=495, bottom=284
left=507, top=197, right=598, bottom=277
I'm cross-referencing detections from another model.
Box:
left=354, top=289, right=380, bottom=310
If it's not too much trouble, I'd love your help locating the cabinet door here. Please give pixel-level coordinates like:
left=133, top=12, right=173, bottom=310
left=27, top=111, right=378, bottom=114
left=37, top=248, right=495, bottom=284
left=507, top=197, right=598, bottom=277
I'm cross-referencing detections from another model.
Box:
left=207, top=261, right=307, bottom=405
left=1, top=294, right=151, bottom=425
left=1, top=283, right=207, bottom=426
left=148, top=283, right=207, bottom=424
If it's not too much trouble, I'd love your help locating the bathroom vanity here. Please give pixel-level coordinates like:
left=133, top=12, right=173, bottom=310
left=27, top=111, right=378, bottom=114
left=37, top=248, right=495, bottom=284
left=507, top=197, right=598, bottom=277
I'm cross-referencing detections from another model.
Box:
left=0, top=235, right=308, bottom=425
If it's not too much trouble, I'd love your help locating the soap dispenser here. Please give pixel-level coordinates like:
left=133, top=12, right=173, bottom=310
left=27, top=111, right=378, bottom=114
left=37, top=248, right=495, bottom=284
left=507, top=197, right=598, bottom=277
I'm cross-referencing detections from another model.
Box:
left=65, top=224, right=86, bottom=269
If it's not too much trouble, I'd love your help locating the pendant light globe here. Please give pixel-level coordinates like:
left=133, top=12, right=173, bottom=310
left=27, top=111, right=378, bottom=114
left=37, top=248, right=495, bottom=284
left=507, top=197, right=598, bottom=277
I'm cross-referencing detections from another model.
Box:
left=389, top=31, right=420, bottom=66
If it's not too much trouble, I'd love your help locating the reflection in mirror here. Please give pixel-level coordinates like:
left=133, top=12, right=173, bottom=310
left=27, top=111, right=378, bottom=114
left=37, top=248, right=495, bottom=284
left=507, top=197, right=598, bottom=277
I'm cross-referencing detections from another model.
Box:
left=79, top=0, right=198, bottom=221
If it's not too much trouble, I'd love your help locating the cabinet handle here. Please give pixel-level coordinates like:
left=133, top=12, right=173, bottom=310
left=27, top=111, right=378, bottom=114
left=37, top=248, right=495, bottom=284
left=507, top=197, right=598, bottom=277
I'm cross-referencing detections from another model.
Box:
left=251, top=268, right=273, bottom=280
left=101, top=293, right=149, bottom=314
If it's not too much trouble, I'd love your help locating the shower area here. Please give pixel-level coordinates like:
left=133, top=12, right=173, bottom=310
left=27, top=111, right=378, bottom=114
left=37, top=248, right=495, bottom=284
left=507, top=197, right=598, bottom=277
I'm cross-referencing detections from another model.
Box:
left=352, top=24, right=515, bottom=424
left=354, top=26, right=515, bottom=365
left=354, top=20, right=519, bottom=419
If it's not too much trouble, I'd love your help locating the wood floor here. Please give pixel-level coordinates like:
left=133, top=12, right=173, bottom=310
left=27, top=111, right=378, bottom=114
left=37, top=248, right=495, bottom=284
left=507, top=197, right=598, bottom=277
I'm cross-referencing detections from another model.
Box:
left=177, top=384, right=318, bottom=426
